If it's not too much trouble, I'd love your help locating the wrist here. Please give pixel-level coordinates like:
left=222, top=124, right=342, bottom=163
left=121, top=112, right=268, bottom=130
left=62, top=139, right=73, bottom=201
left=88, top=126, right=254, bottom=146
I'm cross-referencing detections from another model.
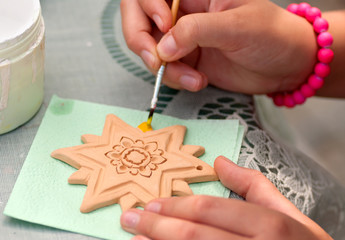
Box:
left=279, top=14, right=317, bottom=92
left=268, top=3, right=334, bottom=108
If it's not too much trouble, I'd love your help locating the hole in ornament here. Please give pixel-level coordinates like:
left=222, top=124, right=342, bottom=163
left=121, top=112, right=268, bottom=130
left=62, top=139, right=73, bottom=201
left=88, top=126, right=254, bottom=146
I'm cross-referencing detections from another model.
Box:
left=196, top=165, right=203, bottom=170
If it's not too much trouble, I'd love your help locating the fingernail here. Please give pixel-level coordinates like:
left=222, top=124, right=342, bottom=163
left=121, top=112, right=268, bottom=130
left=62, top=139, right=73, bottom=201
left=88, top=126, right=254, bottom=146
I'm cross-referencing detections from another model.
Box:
left=122, top=211, right=140, bottom=229
left=152, top=14, right=163, bottom=30
left=141, top=50, right=155, bottom=69
left=219, top=156, right=235, bottom=165
left=131, top=235, right=152, bottom=240
left=180, top=75, right=198, bottom=91
left=131, top=235, right=151, bottom=240
left=145, top=201, right=161, bottom=213
left=158, top=33, right=177, bottom=58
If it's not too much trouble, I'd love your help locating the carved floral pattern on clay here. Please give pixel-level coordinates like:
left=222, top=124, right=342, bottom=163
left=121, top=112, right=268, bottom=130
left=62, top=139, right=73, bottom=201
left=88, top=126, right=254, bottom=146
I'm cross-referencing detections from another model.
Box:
left=106, top=137, right=166, bottom=177
left=51, top=114, right=218, bottom=212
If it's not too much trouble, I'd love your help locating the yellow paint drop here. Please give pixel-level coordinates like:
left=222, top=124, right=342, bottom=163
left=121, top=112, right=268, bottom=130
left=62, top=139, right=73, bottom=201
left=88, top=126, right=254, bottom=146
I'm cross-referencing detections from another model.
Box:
left=138, top=121, right=153, bottom=132
left=138, top=116, right=153, bottom=132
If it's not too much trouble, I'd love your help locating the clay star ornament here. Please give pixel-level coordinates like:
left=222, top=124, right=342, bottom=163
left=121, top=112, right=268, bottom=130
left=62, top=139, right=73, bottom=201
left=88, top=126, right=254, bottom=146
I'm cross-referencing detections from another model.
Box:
left=51, top=114, right=218, bottom=212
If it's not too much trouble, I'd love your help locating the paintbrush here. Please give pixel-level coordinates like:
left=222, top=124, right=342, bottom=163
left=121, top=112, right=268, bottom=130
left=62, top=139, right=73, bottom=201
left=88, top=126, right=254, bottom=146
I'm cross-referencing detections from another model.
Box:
left=138, top=0, right=180, bottom=132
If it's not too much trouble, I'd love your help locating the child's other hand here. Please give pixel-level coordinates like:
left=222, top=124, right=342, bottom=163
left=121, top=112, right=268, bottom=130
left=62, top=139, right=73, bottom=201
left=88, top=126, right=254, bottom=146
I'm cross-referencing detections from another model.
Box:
left=120, top=0, right=317, bottom=94
left=120, top=156, right=332, bottom=240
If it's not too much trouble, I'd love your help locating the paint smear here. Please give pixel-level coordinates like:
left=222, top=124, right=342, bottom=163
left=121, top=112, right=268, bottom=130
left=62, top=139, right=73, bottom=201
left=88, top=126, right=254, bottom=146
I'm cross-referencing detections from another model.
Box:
left=49, top=99, right=74, bottom=115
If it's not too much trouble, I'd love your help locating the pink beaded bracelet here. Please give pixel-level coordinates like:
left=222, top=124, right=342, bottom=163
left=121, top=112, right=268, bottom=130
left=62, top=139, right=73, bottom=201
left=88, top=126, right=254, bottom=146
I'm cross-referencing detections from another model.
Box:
left=269, top=2, right=334, bottom=108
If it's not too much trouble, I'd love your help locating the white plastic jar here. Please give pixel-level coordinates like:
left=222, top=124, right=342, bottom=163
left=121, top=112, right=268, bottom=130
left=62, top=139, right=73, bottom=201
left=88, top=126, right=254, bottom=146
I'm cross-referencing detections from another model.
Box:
left=0, top=0, right=45, bottom=134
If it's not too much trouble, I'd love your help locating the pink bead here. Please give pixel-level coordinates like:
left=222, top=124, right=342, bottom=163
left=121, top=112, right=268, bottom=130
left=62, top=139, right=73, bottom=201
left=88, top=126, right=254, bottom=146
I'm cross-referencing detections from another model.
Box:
left=284, top=95, right=296, bottom=108
left=287, top=3, right=299, bottom=14
left=300, top=83, right=315, bottom=97
left=313, top=17, right=329, bottom=33
left=292, top=90, right=306, bottom=104
left=273, top=94, right=284, bottom=106
left=297, top=2, right=311, bottom=17
left=317, top=48, right=334, bottom=63
left=314, top=63, right=330, bottom=78
left=317, top=32, right=333, bottom=47
left=306, top=7, right=322, bottom=23
left=308, top=74, right=324, bottom=89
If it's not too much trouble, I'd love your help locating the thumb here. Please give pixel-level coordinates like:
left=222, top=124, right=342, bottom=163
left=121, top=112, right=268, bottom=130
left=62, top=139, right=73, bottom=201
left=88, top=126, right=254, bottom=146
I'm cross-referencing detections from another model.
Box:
left=214, top=156, right=299, bottom=213
left=215, top=156, right=330, bottom=238
left=157, top=11, right=236, bottom=62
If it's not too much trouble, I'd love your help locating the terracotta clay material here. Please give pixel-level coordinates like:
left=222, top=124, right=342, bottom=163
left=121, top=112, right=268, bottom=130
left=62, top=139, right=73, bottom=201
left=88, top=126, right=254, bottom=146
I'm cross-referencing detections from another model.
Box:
left=51, top=114, right=218, bottom=212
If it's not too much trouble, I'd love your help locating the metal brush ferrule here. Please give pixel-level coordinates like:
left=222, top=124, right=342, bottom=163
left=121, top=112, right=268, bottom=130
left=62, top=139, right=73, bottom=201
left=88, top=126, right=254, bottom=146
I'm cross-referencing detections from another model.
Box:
left=150, top=64, right=165, bottom=109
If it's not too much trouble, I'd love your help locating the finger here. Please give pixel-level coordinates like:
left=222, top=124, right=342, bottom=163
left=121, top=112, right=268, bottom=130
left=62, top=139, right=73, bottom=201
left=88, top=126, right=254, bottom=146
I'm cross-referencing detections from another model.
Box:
left=214, top=156, right=279, bottom=199
left=214, top=156, right=307, bottom=221
left=121, top=209, right=249, bottom=240
left=163, top=61, right=208, bottom=92
left=137, top=0, right=172, bottom=32
left=179, top=0, right=245, bottom=13
left=157, top=11, right=241, bottom=62
left=131, top=235, right=151, bottom=240
left=214, top=156, right=290, bottom=203
left=120, top=0, right=160, bottom=70
left=145, top=195, right=272, bottom=237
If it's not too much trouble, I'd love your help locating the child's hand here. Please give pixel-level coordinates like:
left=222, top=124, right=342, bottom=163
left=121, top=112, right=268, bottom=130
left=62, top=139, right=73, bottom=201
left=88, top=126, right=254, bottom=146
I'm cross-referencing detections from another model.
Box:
left=121, top=156, right=332, bottom=240
left=120, top=0, right=317, bottom=94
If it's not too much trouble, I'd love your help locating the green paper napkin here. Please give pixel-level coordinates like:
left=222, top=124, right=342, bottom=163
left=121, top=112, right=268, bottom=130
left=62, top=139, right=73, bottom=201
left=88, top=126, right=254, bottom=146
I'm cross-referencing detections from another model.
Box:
left=4, top=95, right=244, bottom=239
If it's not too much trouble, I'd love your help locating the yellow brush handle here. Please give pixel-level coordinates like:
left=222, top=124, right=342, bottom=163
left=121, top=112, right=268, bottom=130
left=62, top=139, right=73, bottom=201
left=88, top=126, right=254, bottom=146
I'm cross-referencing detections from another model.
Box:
left=171, top=0, right=180, bottom=26
left=161, top=0, right=180, bottom=67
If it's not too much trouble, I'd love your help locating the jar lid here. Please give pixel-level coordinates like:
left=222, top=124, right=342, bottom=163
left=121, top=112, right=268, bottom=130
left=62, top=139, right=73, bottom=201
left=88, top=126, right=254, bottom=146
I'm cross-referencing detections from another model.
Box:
left=0, top=0, right=41, bottom=48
